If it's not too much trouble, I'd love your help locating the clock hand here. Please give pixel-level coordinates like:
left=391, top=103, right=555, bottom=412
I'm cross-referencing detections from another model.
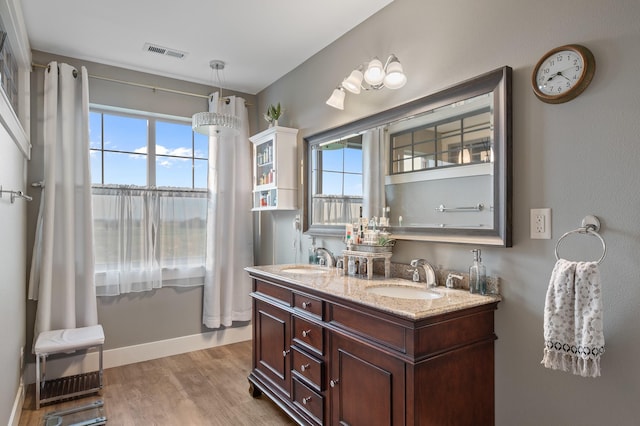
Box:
left=543, top=66, right=575, bottom=87
left=544, top=72, right=561, bottom=84
left=543, top=64, right=577, bottom=84
left=541, top=73, right=559, bottom=89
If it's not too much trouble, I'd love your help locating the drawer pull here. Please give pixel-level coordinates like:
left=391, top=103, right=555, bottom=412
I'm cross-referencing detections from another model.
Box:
left=330, top=379, right=339, bottom=388
left=301, top=329, right=312, bottom=338
left=300, top=363, right=310, bottom=372
left=282, top=349, right=290, bottom=357
left=302, top=396, right=312, bottom=405
left=301, top=301, right=312, bottom=309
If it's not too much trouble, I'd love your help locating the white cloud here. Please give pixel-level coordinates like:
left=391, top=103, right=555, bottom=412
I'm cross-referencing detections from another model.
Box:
left=156, top=145, right=193, bottom=157
left=126, top=145, right=195, bottom=167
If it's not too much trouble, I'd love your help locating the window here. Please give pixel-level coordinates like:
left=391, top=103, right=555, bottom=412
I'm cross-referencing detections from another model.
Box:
left=390, top=107, right=492, bottom=174
left=0, top=19, right=19, bottom=113
left=310, top=134, right=363, bottom=225
left=89, top=108, right=210, bottom=296
left=89, top=109, right=209, bottom=188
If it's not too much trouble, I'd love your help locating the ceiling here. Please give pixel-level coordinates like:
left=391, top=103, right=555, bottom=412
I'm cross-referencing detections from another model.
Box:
left=21, top=0, right=393, bottom=95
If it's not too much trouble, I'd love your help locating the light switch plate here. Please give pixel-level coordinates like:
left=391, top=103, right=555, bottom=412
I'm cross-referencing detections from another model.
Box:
left=531, top=208, right=551, bottom=239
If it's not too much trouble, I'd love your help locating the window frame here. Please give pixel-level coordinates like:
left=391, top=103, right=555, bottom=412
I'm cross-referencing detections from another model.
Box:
left=89, top=105, right=208, bottom=189
left=306, top=134, right=364, bottom=232
left=389, top=106, right=492, bottom=175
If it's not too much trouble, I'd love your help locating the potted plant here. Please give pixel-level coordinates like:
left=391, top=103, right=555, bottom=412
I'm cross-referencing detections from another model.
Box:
left=264, top=103, right=283, bottom=127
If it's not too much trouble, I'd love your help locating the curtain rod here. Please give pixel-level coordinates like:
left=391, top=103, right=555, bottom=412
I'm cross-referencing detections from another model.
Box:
left=92, top=184, right=208, bottom=194
left=31, top=62, right=252, bottom=105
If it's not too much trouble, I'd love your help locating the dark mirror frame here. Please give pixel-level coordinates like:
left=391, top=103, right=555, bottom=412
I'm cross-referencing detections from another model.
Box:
left=304, top=66, right=512, bottom=247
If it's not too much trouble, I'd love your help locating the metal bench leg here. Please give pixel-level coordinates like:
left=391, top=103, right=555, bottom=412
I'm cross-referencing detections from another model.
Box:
left=35, top=353, right=46, bottom=410
left=98, top=344, right=104, bottom=390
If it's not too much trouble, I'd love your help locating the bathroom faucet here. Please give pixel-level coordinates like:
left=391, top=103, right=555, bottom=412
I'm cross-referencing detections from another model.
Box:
left=409, top=259, right=437, bottom=288
left=315, top=247, right=335, bottom=267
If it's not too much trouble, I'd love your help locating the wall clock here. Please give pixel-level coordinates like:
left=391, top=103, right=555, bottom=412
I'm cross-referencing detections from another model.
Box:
left=532, top=44, right=596, bottom=104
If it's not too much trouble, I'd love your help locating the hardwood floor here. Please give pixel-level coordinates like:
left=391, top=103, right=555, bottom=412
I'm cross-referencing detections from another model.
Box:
left=19, top=340, right=296, bottom=425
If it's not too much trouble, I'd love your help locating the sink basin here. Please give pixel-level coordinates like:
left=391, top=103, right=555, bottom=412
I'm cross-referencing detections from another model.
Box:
left=366, top=285, right=443, bottom=300
left=281, top=266, right=329, bottom=275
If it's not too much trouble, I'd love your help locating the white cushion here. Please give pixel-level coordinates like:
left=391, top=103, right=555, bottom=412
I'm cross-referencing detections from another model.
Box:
left=34, top=325, right=105, bottom=355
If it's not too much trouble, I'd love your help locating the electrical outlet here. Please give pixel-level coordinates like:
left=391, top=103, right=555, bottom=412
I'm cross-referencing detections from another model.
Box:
left=531, top=208, right=551, bottom=239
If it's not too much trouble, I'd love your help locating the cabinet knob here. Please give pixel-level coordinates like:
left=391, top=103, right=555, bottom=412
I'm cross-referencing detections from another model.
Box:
left=302, top=396, right=312, bottom=405
left=301, top=329, right=312, bottom=338
left=330, top=379, right=339, bottom=388
left=300, top=363, right=310, bottom=372
left=282, top=349, right=290, bottom=357
left=301, top=301, right=312, bottom=309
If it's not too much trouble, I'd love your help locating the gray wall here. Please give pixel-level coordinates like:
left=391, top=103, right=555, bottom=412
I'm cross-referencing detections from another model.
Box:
left=256, top=0, right=640, bottom=424
left=0, top=123, right=27, bottom=424
left=26, top=51, right=259, bottom=352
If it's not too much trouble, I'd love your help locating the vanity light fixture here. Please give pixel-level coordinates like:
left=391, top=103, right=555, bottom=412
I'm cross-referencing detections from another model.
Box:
left=192, top=60, right=241, bottom=136
left=326, top=54, right=407, bottom=110
left=326, top=87, right=346, bottom=110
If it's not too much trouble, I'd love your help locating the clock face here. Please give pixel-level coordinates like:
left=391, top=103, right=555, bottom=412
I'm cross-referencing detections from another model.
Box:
left=532, top=44, right=595, bottom=104
left=535, top=50, right=584, bottom=96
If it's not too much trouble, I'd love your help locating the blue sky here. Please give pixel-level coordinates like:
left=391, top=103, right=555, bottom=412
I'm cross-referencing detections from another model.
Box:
left=89, top=112, right=209, bottom=188
left=314, top=145, right=363, bottom=196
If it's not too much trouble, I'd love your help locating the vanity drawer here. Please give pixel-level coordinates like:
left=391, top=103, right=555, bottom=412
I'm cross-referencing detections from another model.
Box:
left=292, top=346, right=324, bottom=391
left=293, top=292, right=323, bottom=319
left=292, top=377, right=324, bottom=425
left=329, top=303, right=406, bottom=353
left=255, top=280, right=291, bottom=306
left=293, top=316, right=324, bottom=356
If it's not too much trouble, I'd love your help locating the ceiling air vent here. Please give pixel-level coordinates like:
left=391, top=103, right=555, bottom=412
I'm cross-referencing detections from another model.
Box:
left=143, top=43, right=188, bottom=60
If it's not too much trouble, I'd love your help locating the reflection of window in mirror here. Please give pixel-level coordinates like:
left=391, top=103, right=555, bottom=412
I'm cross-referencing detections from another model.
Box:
left=311, top=135, right=363, bottom=225
left=389, top=94, right=493, bottom=175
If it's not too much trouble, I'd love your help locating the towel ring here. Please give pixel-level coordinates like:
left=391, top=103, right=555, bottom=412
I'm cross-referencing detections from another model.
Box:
left=554, top=215, right=606, bottom=264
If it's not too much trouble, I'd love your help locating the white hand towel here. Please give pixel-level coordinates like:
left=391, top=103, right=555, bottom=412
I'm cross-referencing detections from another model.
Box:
left=541, top=259, right=605, bottom=377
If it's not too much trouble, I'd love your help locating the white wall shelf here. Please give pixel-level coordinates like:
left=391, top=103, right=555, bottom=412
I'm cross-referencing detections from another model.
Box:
left=250, top=126, right=298, bottom=211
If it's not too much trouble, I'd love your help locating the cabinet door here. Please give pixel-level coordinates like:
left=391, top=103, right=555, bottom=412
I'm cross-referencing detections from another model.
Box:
left=254, top=299, right=291, bottom=396
left=329, top=332, right=405, bottom=426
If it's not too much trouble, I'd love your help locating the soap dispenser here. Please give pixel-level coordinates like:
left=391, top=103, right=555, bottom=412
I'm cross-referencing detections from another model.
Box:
left=469, top=249, right=487, bottom=295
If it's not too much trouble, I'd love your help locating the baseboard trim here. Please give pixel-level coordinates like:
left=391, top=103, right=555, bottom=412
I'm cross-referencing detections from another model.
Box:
left=24, top=326, right=252, bottom=385
left=8, top=379, right=24, bottom=426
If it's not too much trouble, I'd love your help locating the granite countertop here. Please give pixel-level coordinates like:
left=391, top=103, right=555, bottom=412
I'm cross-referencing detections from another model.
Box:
left=245, top=264, right=501, bottom=321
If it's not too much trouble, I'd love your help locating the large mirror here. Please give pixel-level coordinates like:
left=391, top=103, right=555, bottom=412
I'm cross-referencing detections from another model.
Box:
left=304, top=66, right=512, bottom=246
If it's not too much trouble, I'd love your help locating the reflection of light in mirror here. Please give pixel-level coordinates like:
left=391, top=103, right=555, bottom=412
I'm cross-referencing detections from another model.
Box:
left=458, top=149, right=471, bottom=164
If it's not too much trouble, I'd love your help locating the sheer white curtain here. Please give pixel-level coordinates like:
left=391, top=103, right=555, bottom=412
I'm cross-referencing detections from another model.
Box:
left=312, top=195, right=361, bottom=225
left=28, top=62, right=98, bottom=335
left=92, top=186, right=207, bottom=296
left=203, top=93, right=254, bottom=328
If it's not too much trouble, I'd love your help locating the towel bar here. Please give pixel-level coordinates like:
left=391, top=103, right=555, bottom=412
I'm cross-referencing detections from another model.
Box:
left=435, top=203, right=484, bottom=212
left=554, top=215, right=606, bottom=264
left=0, top=185, right=32, bottom=203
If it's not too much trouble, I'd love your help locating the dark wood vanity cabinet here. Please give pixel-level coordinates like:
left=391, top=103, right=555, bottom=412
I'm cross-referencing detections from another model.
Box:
left=253, top=299, right=291, bottom=397
left=248, top=274, right=498, bottom=426
left=329, top=332, right=405, bottom=425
